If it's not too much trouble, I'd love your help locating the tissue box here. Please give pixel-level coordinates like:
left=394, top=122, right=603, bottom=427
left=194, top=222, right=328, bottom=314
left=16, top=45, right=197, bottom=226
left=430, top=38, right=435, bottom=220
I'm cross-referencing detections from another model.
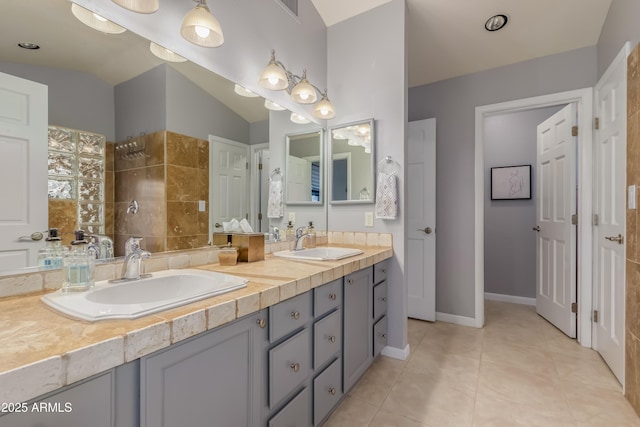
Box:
left=231, top=233, right=265, bottom=262
left=212, top=233, right=232, bottom=246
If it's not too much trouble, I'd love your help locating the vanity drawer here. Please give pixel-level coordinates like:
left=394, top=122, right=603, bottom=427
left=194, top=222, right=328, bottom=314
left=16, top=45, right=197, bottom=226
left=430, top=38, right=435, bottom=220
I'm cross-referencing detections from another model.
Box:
left=313, top=358, right=342, bottom=426
left=374, top=260, right=388, bottom=285
left=270, top=292, right=312, bottom=343
left=269, top=328, right=310, bottom=408
left=373, top=281, right=388, bottom=321
left=314, top=278, right=342, bottom=317
left=313, top=309, right=341, bottom=369
left=373, top=316, right=387, bottom=357
left=269, top=387, right=311, bottom=427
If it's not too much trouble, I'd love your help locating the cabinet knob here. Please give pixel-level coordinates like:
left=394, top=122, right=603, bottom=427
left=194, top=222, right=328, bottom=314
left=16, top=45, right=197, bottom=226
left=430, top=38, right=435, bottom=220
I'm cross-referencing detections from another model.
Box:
left=347, top=279, right=353, bottom=285
left=291, top=311, right=300, bottom=320
left=329, top=293, right=337, bottom=301
left=328, top=387, right=336, bottom=395
left=328, top=335, right=336, bottom=343
left=381, top=269, right=386, bottom=274
left=381, top=297, right=387, bottom=302
left=290, top=363, right=300, bottom=373
left=380, top=333, right=387, bottom=338
left=256, top=318, right=266, bottom=329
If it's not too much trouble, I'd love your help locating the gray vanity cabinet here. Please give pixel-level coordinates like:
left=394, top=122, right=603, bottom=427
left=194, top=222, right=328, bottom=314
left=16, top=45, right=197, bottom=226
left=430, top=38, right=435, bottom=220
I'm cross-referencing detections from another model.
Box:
left=373, top=260, right=389, bottom=358
left=140, top=310, right=267, bottom=427
left=342, top=267, right=373, bottom=392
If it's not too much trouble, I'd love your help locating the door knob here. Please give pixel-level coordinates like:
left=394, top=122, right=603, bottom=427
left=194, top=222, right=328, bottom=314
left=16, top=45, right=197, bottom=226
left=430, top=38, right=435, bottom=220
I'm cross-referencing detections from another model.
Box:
left=605, top=234, right=624, bottom=244
left=418, top=227, right=433, bottom=234
left=18, top=231, right=44, bottom=242
left=533, top=226, right=540, bottom=232
left=214, top=223, right=222, bottom=228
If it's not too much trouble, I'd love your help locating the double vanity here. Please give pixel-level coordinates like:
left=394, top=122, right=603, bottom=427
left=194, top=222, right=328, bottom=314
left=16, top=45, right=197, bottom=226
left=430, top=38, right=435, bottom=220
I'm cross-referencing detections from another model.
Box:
left=0, top=239, right=392, bottom=427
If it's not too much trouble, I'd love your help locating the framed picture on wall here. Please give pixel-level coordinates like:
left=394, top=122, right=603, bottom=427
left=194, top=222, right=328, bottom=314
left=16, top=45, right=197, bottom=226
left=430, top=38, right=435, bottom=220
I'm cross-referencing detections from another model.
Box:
left=491, top=165, right=532, bottom=200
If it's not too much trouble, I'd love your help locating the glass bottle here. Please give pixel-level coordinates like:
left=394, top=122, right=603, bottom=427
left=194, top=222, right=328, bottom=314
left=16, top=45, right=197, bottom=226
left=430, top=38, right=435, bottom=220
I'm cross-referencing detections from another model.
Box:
left=285, top=221, right=296, bottom=251
left=37, top=228, right=68, bottom=270
left=62, top=230, right=95, bottom=292
left=304, top=221, right=317, bottom=248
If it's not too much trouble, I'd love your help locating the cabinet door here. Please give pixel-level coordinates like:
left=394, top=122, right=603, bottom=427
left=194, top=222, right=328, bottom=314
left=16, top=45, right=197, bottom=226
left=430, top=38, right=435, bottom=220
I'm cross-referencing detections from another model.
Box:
left=343, top=267, right=373, bottom=392
left=141, top=310, right=267, bottom=427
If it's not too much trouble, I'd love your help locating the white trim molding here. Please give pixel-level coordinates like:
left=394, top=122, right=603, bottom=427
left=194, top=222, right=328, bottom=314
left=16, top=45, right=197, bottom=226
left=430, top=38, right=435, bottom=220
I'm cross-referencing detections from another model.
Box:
left=436, top=312, right=478, bottom=328
left=381, top=344, right=410, bottom=361
left=485, top=292, right=535, bottom=306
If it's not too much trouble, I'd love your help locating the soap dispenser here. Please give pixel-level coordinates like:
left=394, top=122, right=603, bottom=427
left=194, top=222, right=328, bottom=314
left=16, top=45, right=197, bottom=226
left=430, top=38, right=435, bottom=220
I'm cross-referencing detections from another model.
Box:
left=37, top=228, right=68, bottom=270
left=285, top=221, right=296, bottom=250
left=62, top=230, right=95, bottom=292
left=304, top=221, right=317, bottom=248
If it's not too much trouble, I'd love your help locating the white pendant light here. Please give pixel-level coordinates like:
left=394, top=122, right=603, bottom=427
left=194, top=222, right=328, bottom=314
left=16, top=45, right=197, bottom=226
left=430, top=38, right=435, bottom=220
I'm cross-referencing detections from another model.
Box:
left=111, top=0, right=159, bottom=14
left=71, top=3, right=126, bottom=34
left=312, top=93, right=336, bottom=119
left=234, top=84, right=259, bottom=98
left=181, top=0, right=224, bottom=48
left=264, top=99, right=286, bottom=111
left=150, top=42, right=187, bottom=62
left=290, top=112, right=311, bottom=124
left=259, top=51, right=288, bottom=91
left=291, top=70, right=317, bottom=104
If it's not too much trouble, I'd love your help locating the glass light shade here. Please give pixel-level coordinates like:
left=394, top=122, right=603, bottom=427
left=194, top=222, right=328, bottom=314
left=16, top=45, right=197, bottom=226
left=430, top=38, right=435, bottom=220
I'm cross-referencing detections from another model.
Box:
left=111, top=0, right=159, bottom=13
left=259, top=62, right=288, bottom=90
left=234, top=84, right=259, bottom=97
left=264, top=99, right=286, bottom=111
left=312, top=95, right=336, bottom=119
left=291, top=78, right=317, bottom=104
left=180, top=2, right=224, bottom=48
left=332, top=131, right=347, bottom=140
left=149, top=42, right=187, bottom=62
left=290, top=112, right=311, bottom=124
left=71, top=4, right=126, bottom=34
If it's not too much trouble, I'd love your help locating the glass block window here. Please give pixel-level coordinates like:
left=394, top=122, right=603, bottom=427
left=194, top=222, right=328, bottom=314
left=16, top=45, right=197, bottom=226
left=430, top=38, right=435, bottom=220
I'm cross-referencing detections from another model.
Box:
left=48, top=126, right=106, bottom=234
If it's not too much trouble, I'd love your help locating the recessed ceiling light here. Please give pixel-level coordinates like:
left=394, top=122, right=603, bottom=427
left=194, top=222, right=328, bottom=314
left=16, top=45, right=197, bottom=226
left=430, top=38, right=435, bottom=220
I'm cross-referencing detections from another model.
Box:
left=18, top=42, right=40, bottom=50
left=485, top=14, right=508, bottom=32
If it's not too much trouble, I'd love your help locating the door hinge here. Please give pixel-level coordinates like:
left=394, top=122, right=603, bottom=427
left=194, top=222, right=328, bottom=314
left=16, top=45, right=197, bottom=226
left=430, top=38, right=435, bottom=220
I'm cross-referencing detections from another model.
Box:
left=593, top=214, right=599, bottom=226
left=245, top=213, right=249, bottom=219
left=258, top=212, right=262, bottom=221
left=246, top=162, right=249, bottom=170
left=258, top=162, right=263, bottom=170
left=593, top=309, right=599, bottom=323
left=571, top=214, right=578, bottom=225
left=572, top=126, right=578, bottom=137
left=571, top=302, right=578, bottom=314
left=594, top=117, right=600, bottom=130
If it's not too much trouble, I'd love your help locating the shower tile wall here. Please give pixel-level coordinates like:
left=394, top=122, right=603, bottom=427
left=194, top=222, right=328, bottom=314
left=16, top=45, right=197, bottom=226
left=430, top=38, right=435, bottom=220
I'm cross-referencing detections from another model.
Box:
left=105, top=142, right=114, bottom=241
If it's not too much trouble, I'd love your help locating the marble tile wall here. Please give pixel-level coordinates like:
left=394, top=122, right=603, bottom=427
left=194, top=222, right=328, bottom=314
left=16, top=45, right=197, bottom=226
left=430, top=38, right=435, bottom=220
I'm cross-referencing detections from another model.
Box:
left=48, top=200, right=77, bottom=246
left=627, top=43, right=640, bottom=415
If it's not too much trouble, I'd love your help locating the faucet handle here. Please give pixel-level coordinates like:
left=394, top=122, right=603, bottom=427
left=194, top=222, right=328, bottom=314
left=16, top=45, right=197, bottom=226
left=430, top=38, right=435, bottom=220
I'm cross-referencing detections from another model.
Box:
left=295, top=226, right=306, bottom=237
left=124, top=236, right=143, bottom=255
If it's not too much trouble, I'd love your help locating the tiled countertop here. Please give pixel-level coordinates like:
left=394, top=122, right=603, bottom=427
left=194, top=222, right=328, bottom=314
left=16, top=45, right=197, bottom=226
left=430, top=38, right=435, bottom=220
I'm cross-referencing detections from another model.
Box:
left=0, top=244, right=392, bottom=404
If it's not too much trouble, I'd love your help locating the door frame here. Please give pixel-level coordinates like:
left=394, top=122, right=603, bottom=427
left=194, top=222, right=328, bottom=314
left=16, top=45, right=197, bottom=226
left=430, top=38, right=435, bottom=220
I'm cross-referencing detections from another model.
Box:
left=474, top=88, right=594, bottom=347
left=249, top=142, right=269, bottom=232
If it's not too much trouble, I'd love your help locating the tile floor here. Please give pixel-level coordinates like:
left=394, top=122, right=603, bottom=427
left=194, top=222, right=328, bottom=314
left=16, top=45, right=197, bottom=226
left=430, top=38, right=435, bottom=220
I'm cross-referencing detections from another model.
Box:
left=324, top=300, right=640, bottom=427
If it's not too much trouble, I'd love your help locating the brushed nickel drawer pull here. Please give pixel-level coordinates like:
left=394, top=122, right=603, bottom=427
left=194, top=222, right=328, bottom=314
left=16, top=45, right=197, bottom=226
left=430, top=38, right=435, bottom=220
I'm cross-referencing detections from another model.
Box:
left=329, top=293, right=337, bottom=301
left=347, top=279, right=353, bottom=285
left=381, top=269, right=386, bottom=273
left=291, top=311, right=300, bottom=320
left=290, top=363, right=300, bottom=373
left=328, top=335, right=336, bottom=343
left=328, top=387, right=336, bottom=395
left=256, top=318, right=267, bottom=329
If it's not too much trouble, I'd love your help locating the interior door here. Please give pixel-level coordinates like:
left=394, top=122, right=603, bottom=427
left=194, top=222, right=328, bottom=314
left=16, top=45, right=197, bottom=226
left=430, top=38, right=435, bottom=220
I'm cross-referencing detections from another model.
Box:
left=593, top=43, right=629, bottom=385
left=210, top=136, right=248, bottom=232
left=0, top=72, right=48, bottom=269
left=535, top=104, right=577, bottom=338
left=407, top=118, right=436, bottom=321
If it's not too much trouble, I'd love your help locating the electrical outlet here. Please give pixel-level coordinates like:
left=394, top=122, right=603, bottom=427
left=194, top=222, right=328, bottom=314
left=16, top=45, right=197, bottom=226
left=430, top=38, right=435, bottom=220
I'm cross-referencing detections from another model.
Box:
left=365, top=212, right=374, bottom=227
left=630, top=185, right=637, bottom=210
left=288, top=212, right=296, bottom=223
left=198, top=200, right=206, bottom=212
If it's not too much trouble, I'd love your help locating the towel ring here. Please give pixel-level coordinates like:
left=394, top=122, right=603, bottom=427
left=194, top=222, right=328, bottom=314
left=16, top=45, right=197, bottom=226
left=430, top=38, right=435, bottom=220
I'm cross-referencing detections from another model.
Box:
left=378, top=156, right=400, bottom=175
left=270, top=167, right=283, bottom=182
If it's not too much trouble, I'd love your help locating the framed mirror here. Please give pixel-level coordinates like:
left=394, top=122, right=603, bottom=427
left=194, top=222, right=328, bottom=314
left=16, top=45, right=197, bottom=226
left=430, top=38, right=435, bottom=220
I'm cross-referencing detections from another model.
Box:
left=285, top=129, right=324, bottom=205
left=328, top=119, right=375, bottom=204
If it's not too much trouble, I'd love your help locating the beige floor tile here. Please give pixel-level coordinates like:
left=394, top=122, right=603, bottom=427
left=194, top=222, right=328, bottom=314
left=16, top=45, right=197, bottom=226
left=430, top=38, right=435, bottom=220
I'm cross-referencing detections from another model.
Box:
left=560, top=381, right=640, bottom=426
left=472, top=393, right=576, bottom=427
left=347, top=357, right=404, bottom=407
left=369, top=410, right=430, bottom=427
left=323, top=395, right=379, bottom=427
left=405, top=349, right=480, bottom=393
left=480, top=339, right=556, bottom=375
left=551, top=350, right=621, bottom=391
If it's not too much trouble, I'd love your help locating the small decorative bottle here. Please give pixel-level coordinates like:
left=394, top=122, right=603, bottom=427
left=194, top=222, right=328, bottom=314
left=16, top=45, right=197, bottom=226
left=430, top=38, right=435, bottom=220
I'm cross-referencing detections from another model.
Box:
left=304, top=221, right=317, bottom=248
left=285, top=221, right=296, bottom=251
left=62, top=230, right=95, bottom=292
left=37, top=228, right=68, bottom=270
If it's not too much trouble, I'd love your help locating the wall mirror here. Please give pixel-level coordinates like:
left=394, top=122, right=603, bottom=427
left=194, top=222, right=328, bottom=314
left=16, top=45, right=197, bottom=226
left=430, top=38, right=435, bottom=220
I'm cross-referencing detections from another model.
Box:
left=0, top=0, right=278, bottom=272
left=285, top=130, right=324, bottom=205
left=328, top=119, right=375, bottom=204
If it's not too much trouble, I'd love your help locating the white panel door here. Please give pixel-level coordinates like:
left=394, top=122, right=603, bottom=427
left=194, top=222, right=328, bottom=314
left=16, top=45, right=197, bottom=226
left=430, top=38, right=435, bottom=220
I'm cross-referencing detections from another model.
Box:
left=0, top=72, right=48, bottom=269
left=593, top=43, right=629, bottom=385
left=210, top=136, right=248, bottom=232
left=407, top=118, right=436, bottom=321
left=535, top=104, right=577, bottom=338
left=286, top=155, right=311, bottom=201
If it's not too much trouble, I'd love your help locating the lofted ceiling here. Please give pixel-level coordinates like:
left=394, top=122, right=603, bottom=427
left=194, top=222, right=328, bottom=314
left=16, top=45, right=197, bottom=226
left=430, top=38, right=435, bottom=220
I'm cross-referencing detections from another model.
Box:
left=312, top=0, right=613, bottom=87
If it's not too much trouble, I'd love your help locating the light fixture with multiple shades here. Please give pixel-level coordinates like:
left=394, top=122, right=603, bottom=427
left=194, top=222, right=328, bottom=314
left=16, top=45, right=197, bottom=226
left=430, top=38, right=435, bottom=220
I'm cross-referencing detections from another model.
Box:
left=150, top=42, right=187, bottom=62
left=111, top=0, right=159, bottom=14
left=71, top=3, right=126, bottom=34
left=264, top=99, right=286, bottom=111
left=181, top=0, right=224, bottom=48
left=290, top=112, right=311, bottom=124
left=258, top=50, right=336, bottom=120
left=234, top=84, right=259, bottom=98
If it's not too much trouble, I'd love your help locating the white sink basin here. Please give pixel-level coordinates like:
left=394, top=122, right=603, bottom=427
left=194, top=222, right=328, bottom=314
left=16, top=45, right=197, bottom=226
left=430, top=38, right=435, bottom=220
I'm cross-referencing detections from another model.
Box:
left=273, top=247, right=364, bottom=261
left=41, top=269, right=247, bottom=322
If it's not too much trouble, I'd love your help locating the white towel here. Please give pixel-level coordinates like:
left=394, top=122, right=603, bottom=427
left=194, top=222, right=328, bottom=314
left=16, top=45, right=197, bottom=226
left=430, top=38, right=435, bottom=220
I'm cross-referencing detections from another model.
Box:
left=375, top=172, right=398, bottom=220
left=267, top=180, right=284, bottom=218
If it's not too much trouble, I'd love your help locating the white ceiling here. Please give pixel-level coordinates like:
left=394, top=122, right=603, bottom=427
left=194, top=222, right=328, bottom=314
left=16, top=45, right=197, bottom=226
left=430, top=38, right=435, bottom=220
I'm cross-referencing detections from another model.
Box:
left=313, top=0, right=613, bottom=87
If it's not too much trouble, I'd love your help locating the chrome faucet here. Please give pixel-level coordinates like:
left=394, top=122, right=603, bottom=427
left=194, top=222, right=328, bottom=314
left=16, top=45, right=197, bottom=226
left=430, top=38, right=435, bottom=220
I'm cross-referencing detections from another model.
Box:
left=118, top=237, right=151, bottom=281
left=87, top=234, right=114, bottom=260
left=293, top=227, right=311, bottom=251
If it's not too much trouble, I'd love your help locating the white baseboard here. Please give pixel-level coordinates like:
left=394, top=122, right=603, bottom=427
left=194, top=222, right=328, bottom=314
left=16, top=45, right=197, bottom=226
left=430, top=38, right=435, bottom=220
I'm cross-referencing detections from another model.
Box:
left=436, top=312, right=479, bottom=328
left=485, top=292, right=535, bottom=306
left=381, top=344, right=410, bottom=360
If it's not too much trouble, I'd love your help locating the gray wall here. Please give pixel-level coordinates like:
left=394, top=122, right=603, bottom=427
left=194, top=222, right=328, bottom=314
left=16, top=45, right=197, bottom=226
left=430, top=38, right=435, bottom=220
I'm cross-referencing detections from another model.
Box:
left=250, top=120, right=269, bottom=145
left=484, top=106, right=562, bottom=299
left=327, top=0, right=407, bottom=352
left=0, top=61, right=115, bottom=141
left=597, top=0, right=640, bottom=78
left=409, top=46, right=597, bottom=318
